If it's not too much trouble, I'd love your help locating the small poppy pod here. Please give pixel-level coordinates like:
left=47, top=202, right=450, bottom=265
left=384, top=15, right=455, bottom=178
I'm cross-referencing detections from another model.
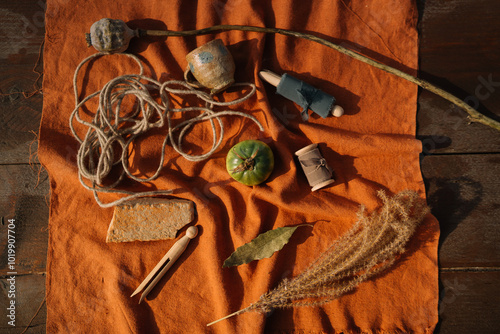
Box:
left=86, top=18, right=138, bottom=53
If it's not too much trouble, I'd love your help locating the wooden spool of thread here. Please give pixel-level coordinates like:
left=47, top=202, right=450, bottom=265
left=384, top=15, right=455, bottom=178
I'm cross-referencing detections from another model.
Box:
left=295, top=144, right=335, bottom=191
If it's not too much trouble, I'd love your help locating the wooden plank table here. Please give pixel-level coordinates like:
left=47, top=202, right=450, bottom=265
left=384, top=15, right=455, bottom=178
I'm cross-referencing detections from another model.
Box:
left=1, top=0, right=499, bottom=332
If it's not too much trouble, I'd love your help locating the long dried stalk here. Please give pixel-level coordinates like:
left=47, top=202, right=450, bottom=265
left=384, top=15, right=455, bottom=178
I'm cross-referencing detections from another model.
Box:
left=207, top=190, right=430, bottom=326
left=141, top=25, right=500, bottom=132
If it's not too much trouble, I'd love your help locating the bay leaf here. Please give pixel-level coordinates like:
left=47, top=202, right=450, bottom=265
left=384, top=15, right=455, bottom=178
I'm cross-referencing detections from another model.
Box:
left=222, top=224, right=311, bottom=268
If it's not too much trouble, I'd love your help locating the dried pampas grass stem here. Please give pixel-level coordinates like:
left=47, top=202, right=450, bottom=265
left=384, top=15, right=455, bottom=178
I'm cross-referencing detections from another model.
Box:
left=208, top=189, right=429, bottom=326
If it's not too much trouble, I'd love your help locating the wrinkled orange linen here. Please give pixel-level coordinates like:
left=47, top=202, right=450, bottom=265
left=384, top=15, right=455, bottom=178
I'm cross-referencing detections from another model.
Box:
left=39, top=0, right=439, bottom=333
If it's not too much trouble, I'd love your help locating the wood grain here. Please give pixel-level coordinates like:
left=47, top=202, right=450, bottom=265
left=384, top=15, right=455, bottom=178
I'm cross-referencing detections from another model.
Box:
left=0, top=1, right=46, bottom=61
left=417, top=0, right=500, bottom=154
left=0, top=274, right=46, bottom=333
left=0, top=83, right=42, bottom=164
left=0, top=0, right=499, bottom=333
left=0, top=0, right=45, bottom=164
left=0, top=165, right=49, bottom=275
left=437, top=271, right=500, bottom=334
left=422, top=154, right=500, bottom=268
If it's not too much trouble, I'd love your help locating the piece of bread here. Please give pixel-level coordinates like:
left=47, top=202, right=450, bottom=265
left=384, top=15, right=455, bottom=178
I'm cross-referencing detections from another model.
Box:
left=106, top=198, right=195, bottom=243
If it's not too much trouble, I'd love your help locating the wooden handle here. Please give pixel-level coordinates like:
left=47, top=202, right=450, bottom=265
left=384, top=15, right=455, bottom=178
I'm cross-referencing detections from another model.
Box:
left=331, top=105, right=344, bottom=117
left=260, top=69, right=345, bottom=117
left=259, top=70, right=282, bottom=87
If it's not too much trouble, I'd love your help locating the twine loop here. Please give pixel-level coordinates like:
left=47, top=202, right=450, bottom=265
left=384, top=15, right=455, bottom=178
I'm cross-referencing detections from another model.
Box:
left=70, top=52, right=263, bottom=207
left=300, top=157, right=330, bottom=173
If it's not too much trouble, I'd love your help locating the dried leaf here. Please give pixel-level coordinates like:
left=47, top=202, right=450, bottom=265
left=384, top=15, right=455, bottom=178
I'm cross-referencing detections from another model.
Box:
left=222, top=224, right=311, bottom=268
left=209, top=190, right=430, bottom=326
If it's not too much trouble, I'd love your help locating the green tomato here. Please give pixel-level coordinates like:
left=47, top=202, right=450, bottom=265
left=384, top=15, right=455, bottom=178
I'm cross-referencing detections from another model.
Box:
left=226, top=140, right=274, bottom=186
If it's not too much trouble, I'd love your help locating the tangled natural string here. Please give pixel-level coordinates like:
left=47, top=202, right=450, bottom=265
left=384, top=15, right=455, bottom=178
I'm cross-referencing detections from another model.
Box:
left=70, top=52, right=263, bottom=208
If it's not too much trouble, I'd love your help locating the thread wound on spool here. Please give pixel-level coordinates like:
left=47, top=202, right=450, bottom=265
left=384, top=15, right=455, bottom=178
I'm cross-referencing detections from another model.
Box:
left=295, top=144, right=335, bottom=191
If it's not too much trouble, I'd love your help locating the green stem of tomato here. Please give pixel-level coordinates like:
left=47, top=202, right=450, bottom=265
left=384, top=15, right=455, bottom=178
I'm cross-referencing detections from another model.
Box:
left=231, top=148, right=258, bottom=173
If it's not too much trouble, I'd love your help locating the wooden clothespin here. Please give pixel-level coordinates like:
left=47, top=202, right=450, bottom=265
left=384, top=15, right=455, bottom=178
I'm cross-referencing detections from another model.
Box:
left=131, top=226, right=198, bottom=304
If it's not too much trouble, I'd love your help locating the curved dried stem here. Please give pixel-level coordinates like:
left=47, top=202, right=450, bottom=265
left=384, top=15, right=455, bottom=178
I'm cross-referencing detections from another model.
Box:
left=206, top=307, right=250, bottom=327
left=140, top=25, right=500, bottom=132
left=206, top=190, right=430, bottom=326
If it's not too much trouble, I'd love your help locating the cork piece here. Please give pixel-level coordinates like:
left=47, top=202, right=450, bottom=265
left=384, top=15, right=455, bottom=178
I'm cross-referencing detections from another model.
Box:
left=106, top=198, right=195, bottom=243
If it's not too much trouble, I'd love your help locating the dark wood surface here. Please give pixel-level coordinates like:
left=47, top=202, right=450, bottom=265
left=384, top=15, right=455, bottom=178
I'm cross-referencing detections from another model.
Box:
left=1, top=0, right=499, bottom=333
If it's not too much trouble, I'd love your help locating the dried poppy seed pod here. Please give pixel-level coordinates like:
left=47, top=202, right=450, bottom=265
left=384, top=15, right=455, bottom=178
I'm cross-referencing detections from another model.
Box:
left=86, top=18, right=139, bottom=53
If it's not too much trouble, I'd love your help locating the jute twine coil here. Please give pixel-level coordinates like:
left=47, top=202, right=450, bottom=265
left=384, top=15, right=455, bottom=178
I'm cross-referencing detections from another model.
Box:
left=70, top=52, right=263, bottom=208
left=295, top=143, right=335, bottom=191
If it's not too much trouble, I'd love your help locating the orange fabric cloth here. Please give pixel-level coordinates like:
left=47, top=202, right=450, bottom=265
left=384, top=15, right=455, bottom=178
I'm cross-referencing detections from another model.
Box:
left=39, top=0, right=439, bottom=333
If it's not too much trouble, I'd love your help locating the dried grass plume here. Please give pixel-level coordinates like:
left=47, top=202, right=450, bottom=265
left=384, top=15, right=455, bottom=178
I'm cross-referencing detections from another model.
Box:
left=208, top=189, right=430, bottom=326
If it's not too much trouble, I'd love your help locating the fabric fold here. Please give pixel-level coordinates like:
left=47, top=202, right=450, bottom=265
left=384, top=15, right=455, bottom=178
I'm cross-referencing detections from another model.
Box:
left=39, top=0, right=439, bottom=333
